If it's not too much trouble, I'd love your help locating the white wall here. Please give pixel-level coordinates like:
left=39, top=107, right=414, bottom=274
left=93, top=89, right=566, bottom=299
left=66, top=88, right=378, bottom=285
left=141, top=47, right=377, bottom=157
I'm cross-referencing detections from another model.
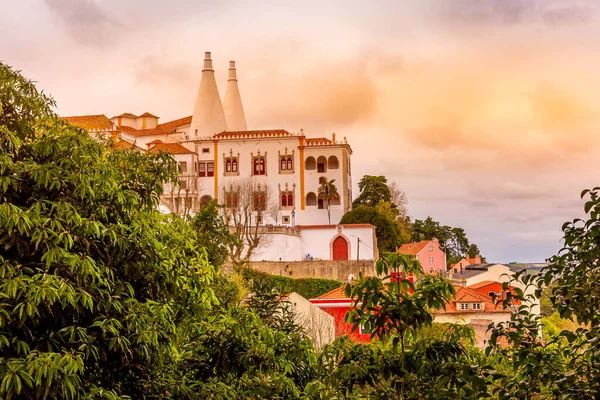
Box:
left=434, top=311, right=512, bottom=325
left=288, top=292, right=335, bottom=348
left=250, top=233, right=303, bottom=262
left=299, top=225, right=377, bottom=261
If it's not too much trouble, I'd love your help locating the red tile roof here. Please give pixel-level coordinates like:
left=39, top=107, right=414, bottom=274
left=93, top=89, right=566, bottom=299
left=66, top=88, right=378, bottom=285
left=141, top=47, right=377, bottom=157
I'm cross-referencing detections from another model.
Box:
left=314, top=286, right=348, bottom=299
left=112, top=112, right=138, bottom=119
left=147, top=142, right=195, bottom=155
left=114, top=139, right=144, bottom=151
left=398, top=240, right=432, bottom=255
left=434, top=287, right=511, bottom=314
left=139, top=112, right=158, bottom=118
left=147, top=139, right=163, bottom=145
left=305, top=137, right=333, bottom=145
left=214, top=129, right=294, bottom=139
left=120, top=116, right=192, bottom=137
left=61, top=114, right=113, bottom=131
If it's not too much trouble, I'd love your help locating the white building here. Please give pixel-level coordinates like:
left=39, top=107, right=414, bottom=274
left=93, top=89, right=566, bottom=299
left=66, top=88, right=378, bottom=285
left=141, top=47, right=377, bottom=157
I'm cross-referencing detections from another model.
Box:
left=62, top=51, right=377, bottom=264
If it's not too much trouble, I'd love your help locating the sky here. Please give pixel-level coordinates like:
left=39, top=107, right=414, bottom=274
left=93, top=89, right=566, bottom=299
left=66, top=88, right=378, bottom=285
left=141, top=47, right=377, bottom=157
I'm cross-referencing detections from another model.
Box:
left=2, top=0, right=599, bottom=263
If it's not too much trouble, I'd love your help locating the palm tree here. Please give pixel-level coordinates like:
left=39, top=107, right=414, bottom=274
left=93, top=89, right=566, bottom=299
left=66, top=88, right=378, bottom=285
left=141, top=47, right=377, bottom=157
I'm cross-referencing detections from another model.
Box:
left=318, top=179, right=340, bottom=225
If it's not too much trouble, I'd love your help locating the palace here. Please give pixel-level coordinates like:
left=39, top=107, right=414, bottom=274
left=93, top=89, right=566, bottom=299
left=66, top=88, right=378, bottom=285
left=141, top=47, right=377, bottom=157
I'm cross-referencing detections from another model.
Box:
left=62, top=52, right=378, bottom=264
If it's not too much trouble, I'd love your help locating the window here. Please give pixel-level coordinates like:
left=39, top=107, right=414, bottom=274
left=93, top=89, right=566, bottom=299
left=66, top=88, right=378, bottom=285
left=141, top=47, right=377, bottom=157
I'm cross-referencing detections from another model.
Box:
left=460, top=303, right=469, bottom=310
left=305, top=157, right=316, bottom=170
left=306, top=192, right=317, bottom=206
left=179, top=161, right=187, bottom=173
left=318, top=198, right=324, bottom=209
left=202, top=148, right=210, bottom=153
left=253, top=192, right=266, bottom=211
left=287, top=158, right=292, bottom=170
left=280, top=192, right=294, bottom=209
left=327, top=155, right=339, bottom=169
left=488, top=291, right=495, bottom=298
left=179, top=180, right=187, bottom=190
left=472, top=303, right=482, bottom=310
left=198, top=162, right=206, bottom=177
left=253, top=157, right=265, bottom=175
left=225, top=192, right=239, bottom=209
left=207, top=162, right=214, bottom=177
left=429, top=246, right=433, bottom=252
left=279, top=151, right=295, bottom=174
left=224, top=154, right=239, bottom=176
left=429, top=256, right=434, bottom=264
left=282, top=216, right=290, bottom=224
left=317, top=156, right=327, bottom=173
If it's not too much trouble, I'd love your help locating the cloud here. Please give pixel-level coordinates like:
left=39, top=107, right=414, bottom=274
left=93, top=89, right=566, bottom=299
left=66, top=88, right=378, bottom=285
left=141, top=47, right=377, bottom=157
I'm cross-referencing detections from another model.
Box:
left=45, top=0, right=123, bottom=48
left=244, top=53, right=380, bottom=130
left=540, top=0, right=596, bottom=26
left=134, top=56, right=194, bottom=88
left=438, top=0, right=596, bottom=26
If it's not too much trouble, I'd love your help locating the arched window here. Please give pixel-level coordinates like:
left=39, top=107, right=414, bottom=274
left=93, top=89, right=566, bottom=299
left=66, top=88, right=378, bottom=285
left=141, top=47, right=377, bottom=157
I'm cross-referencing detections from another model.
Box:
left=287, top=194, right=293, bottom=207
left=281, top=158, right=287, bottom=170
left=281, top=194, right=287, bottom=207
left=199, top=195, right=212, bottom=208
left=305, top=157, right=316, bottom=170
left=328, top=155, right=339, bottom=169
left=232, top=159, right=238, bottom=172
left=253, top=157, right=265, bottom=175
left=317, top=156, right=327, bottom=173
left=306, top=192, right=317, bottom=206
left=226, top=159, right=232, bottom=172
left=287, top=157, right=292, bottom=170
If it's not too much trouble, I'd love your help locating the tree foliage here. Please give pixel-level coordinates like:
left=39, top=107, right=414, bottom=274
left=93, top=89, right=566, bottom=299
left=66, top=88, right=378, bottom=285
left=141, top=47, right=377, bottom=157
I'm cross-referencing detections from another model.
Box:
left=189, top=199, right=237, bottom=268
left=352, top=175, right=392, bottom=209
left=340, top=205, right=402, bottom=252
left=0, top=62, right=215, bottom=398
left=318, top=179, right=340, bottom=225
left=412, top=216, right=483, bottom=266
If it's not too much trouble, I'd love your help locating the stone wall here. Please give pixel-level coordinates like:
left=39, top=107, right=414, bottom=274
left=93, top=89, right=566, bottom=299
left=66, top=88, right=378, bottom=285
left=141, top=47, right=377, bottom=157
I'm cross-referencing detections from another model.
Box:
left=248, top=259, right=375, bottom=281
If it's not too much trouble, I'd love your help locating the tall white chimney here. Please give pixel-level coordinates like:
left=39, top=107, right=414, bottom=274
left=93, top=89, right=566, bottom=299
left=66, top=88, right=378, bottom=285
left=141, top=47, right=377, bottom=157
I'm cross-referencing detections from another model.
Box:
left=223, top=60, right=247, bottom=131
left=189, top=52, right=227, bottom=137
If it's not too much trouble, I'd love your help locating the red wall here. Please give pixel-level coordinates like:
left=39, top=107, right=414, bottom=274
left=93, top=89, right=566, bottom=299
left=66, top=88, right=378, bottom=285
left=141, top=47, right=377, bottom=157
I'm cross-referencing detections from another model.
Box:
left=320, top=306, right=372, bottom=343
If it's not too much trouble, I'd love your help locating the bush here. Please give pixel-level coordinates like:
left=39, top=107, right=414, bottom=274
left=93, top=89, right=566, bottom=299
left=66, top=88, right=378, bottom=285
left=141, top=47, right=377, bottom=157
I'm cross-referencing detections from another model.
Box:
left=240, top=268, right=342, bottom=299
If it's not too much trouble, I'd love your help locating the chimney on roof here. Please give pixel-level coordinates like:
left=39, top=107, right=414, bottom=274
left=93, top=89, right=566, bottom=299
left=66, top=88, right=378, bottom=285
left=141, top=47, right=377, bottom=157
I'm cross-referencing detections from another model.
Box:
left=223, top=60, right=247, bottom=131
left=189, top=51, right=228, bottom=138
left=332, top=132, right=336, bottom=143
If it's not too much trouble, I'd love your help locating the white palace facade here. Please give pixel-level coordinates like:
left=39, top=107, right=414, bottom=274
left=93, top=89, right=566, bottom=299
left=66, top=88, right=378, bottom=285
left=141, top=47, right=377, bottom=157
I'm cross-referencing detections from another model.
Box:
left=62, top=52, right=378, bottom=263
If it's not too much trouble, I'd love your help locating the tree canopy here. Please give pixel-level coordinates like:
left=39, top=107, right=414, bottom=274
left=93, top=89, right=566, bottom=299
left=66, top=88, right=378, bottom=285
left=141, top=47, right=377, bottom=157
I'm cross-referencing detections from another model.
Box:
left=352, top=175, right=393, bottom=209
left=340, top=205, right=402, bottom=252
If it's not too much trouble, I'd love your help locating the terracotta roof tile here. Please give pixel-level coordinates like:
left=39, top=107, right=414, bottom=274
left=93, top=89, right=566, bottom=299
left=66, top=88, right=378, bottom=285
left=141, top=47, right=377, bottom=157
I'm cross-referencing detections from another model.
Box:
left=147, top=142, right=195, bottom=155
left=112, top=112, right=138, bottom=119
left=213, top=129, right=293, bottom=139
left=114, top=139, right=144, bottom=151
left=314, top=286, right=348, bottom=299
left=121, top=116, right=192, bottom=137
left=435, top=286, right=511, bottom=314
left=398, top=240, right=432, bottom=256
left=139, top=112, right=158, bottom=118
left=62, top=114, right=113, bottom=131
left=305, top=137, right=333, bottom=145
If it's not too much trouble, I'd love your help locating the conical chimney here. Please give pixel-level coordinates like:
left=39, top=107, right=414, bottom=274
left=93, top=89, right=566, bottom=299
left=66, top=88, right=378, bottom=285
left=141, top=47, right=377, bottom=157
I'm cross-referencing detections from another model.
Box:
left=223, top=60, right=247, bottom=131
left=189, top=52, right=227, bottom=138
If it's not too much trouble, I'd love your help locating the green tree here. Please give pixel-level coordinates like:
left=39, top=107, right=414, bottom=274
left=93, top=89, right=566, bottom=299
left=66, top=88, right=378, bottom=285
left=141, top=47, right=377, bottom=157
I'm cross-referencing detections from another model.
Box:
left=352, top=175, right=392, bottom=209
left=190, top=199, right=237, bottom=268
left=487, top=187, right=600, bottom=399
left=340, top=206, right=402, bottom=252
left=0, top=62, right=215, bottom=399
left=318, top=178, right=339, bottom=225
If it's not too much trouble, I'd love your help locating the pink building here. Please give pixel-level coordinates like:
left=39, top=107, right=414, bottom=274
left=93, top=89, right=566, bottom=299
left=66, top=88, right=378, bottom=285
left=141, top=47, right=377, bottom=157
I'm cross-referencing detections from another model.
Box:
left=398, top=239, right=446, bottom=274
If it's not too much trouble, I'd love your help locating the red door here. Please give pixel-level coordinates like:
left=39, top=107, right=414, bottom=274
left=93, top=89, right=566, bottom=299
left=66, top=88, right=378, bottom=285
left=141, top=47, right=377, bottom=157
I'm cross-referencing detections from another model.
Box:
left=332, top=236, right=349, bottom=261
